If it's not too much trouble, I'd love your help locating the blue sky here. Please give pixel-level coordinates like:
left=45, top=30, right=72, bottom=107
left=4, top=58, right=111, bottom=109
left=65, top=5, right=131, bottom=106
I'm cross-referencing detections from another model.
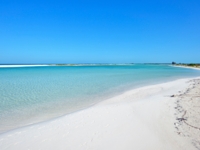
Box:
left=0, top=0, right=200, bottom=64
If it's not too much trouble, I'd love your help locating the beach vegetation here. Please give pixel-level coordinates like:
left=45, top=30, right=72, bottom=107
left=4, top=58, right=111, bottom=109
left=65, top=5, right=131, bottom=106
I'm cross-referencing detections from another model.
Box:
left=172, top=62, right=176, bottom=65
left=174, top=63, right=200, bottom=68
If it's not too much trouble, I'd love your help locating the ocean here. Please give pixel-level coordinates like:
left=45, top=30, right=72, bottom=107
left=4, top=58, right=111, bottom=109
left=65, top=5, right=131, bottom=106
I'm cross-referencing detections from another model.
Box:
left=0, top=64, right=200, bottom=133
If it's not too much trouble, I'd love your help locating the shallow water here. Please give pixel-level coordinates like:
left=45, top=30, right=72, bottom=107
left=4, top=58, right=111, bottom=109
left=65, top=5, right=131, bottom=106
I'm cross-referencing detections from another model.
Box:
left=0, top=64, right=200, bottom=133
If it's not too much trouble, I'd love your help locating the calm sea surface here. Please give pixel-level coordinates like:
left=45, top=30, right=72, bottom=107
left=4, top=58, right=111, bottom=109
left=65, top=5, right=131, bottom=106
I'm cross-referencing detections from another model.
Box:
left=0, top=64, right=200, bottom=133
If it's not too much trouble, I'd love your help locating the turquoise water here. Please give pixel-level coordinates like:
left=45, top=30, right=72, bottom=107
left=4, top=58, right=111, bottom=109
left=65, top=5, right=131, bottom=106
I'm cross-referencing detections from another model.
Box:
left=0, top=64, right=200, bottom=133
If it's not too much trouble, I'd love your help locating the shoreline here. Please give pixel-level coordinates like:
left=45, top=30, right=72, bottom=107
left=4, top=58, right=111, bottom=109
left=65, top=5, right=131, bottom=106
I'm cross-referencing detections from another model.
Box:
left=0, top=76, right=198, bottom=135
left=1, top=64, right=200, bottom=135
left=170, top=65, right=200, bottom=71
left=1, top=77, right=200, bottom=149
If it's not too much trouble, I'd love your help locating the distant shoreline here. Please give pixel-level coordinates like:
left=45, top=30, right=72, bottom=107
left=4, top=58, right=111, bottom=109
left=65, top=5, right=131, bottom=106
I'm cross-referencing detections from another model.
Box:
left=0, top=63, right=172, bottom=68
left=0, top=64, right=49, bottom=68
left=171, top=64, right=200, bottom=70
left=0, top=64, right=135, bottom=68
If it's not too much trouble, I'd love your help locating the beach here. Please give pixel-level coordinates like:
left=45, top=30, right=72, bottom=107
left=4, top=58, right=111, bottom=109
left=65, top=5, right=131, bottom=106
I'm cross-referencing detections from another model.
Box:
left=171, top=65, right=200, bottom=71
left=1, top=0, right=200, bottom=149
left=0, top=77, right=200, bottom=150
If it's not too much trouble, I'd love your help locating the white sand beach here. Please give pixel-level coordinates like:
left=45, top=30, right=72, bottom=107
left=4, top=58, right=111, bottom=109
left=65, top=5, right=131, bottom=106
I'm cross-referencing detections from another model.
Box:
left=171, top=65, right=200, bottom=71
left=0, top=77, right=200, bottom=150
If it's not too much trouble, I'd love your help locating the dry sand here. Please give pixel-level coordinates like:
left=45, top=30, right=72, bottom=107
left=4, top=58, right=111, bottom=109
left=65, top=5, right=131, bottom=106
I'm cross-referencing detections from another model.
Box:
left=174, top=79, right=200, bottom=149
left=0, top=77, right=200, bottom=150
